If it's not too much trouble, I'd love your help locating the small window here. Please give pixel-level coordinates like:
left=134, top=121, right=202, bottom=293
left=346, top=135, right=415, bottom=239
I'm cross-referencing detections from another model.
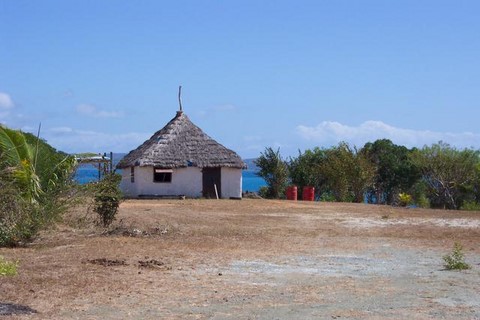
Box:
left=153, top=168, right=173, bottom=183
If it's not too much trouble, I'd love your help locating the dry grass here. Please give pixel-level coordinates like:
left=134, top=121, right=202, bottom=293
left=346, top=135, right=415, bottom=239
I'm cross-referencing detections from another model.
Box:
left=1, top=199, right=479, bottom=319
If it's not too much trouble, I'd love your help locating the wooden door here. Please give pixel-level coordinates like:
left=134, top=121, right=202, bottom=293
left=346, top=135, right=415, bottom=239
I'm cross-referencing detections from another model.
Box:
left=202, top=168, right=221, bottom=198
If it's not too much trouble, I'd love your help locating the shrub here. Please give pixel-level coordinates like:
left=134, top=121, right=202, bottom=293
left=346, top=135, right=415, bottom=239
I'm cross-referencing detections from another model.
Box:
left=92, top=174, right=122, bottom=227
left=411, top=181, right=430, bottom=208
left=461, top=200, right=480, bottom=211
left=0, top=181, right=37, bottom=246
left=319, top=192, right=336, bottom=202
left=258, top=186, right=269, bottom=199
left=0, top=126, right=77, bottom=246
left=398, top=193, right=412, bottom=207
left=255, top=147, right=289, bottom=199
left=443, top=242, right=471, bottom=270
left=0, top=256, right=18, bottom=276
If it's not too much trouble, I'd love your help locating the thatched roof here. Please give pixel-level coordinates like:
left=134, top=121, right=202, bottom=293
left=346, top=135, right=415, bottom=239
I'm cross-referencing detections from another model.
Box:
left=117, top=111, right=246, bottom=169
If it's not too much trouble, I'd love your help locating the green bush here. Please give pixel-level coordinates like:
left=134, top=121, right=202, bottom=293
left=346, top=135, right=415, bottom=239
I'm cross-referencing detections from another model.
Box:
left=255, top=147, right=289, bottom=199
left=0, top=256, right=18, bottom=276
left=92, top=174, right=122, bottom=227
left=398, top=193, right=412, bottom=207
left=461, top=200, right=480, bottom=211
left=258, top=186, right=269, bottom=199
left=0, top=126, right=77, bottom=246
left=0, top=181, right=38, bottom=246
left=443, top=242, right=471, bottom=270
left=319, top=192, right=336, bottom=202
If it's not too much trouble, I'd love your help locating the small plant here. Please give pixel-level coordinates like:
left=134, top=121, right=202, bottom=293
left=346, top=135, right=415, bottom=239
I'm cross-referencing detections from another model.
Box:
left=92, top=174, right=123, bottom=227
left=319, top=192, right=336, bottom=202
left=257, top=186, right=269, bottom=199
left=443, top=242, right=471, bottom=270
left=0, top=256, right=18, bottom=276
left=398, top=192, right=412, bottom=207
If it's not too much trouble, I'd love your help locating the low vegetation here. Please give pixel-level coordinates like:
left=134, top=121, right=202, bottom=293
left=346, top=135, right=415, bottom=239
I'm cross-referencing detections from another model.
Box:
left=0, top=256, right=18, bottom=276
left=443, top=242, right=471, bottom=271
left=0, top=126, right=77, bottom=246
left=92, top=173, right=123, bottom=227
left=256, top=139, right=480, bottom=210
left=255, top=147, right=289, bottom=199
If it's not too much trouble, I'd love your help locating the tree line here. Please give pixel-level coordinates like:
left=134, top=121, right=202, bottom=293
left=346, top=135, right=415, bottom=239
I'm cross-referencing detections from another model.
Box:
left=255, top=139, right=480, bottom=210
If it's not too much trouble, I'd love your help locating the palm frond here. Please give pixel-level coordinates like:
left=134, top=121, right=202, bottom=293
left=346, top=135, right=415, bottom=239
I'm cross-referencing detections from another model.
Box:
left=0, top=126, right=33, bottom=168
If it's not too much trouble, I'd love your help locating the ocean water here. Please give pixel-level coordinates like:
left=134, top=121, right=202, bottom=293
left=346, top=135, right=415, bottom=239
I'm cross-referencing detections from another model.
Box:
left=74, top=165, right=266, bottom=193
left=242, top=170, right=266, bottom=192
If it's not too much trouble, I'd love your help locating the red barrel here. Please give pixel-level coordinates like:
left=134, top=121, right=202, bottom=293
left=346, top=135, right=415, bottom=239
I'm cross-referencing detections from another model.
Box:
left=286, top=186, right=298, bottom=201
left=302, top=186, right=315, bottom=201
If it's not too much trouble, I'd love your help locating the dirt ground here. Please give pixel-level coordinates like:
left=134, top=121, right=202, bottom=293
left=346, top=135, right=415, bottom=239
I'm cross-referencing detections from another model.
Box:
left=1, top=199, right=480, bottom=319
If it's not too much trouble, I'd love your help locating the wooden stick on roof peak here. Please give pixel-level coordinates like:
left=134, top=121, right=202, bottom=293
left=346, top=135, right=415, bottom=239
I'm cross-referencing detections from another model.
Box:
left=178, top=85, right=183, bottom=112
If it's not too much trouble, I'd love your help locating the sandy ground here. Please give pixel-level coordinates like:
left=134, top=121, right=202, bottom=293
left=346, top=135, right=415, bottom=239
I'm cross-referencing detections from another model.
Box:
left=1, top=199, right=479, bottom=319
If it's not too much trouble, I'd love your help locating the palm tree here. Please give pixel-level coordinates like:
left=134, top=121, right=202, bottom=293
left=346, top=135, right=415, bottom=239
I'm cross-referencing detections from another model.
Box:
left=0, top=126, right=42, bottom=203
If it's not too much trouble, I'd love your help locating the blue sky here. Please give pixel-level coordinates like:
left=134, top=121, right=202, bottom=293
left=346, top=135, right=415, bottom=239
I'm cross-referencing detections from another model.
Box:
left=1, top=0, right=479, bottom=158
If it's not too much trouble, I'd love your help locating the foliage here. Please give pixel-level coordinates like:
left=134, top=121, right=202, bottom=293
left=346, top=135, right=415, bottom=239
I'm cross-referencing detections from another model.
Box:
left=92, top=173, right=123, bottom=227
left=398, top=193, right=413, bottom=207
left=410, top=142, right=480, bottom=209
left=319, top=192, right=336, bottom=202
left=409, top=181, right=430, bottom=208
left=0, top=126, right=42, bottom=202
left=443, top=242, right=471, bottom=270
left=255, top=147, right=289, bottom=199
left=0, top=256, right=18, bottom=276
left=461, top=200, right=480, bottom=211
left=0, top=125, right=77, bottom=246
left=0, top=179, right=33, bottom=246
left=257, top=139, right=480, bottom=209
left=321, top=142, right=375, bottom=203
left=362, top=139, right=420, bottom=204
left=258, top=186, right=269, bottom=199
left=288, top=148, right=327, bottom=199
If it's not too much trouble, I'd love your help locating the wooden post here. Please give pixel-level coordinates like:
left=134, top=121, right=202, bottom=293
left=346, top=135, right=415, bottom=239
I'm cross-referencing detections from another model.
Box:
left=214, top=183, right=219, bottom=200
left=110, top=151, right=113, bottom=173
left=178, top=85, right=183, bottom=112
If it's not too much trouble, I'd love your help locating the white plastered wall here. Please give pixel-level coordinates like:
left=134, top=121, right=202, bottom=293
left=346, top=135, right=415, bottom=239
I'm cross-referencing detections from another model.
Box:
left=120, top=166, right=203, bottom=198
left=120, top=166, right=243, bottom=199
left=220, top=167, right=242, bottom=198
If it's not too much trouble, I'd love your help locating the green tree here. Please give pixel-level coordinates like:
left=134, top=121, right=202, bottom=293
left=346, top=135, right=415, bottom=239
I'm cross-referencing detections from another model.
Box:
left=255, top=147, right=289, bottom=199
left=322, top=142, right=375, bottom=203
left=410, top=142, right=479, bottom=209
left=288, top=147, right=327, bottom=198
left=362, top=139, right=420, bottom=204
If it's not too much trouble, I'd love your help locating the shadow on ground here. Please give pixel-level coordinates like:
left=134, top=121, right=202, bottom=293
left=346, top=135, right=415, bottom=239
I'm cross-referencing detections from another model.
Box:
left=0, top=302, right=37, bottom=316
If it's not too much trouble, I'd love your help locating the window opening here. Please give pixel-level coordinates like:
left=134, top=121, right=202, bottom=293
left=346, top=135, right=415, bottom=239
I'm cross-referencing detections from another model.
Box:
left=153, top=168, right=173, bottom=183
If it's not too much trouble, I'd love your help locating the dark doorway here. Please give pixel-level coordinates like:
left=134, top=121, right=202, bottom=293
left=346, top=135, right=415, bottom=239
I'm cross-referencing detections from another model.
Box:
left=202, top=167, right=221, bottom=198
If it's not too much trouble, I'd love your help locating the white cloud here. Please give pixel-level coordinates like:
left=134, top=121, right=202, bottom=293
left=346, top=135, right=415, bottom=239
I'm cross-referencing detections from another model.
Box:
left=0, top=92, right=14, bottom=110
left=0, top=92, right=15, bottom=123
left=76, top=103, right=124, bottom=118
left=40, top=127, right=149, bottom=153
left=49, top=126, right=74, bottom=134
left=296, top=120, right=480, bottom=149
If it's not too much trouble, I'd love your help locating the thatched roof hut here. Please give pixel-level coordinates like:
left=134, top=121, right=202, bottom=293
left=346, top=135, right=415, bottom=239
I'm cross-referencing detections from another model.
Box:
left=117, top=111, right=245, bottom=169
left=117, top=110, right=245, bottom=199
